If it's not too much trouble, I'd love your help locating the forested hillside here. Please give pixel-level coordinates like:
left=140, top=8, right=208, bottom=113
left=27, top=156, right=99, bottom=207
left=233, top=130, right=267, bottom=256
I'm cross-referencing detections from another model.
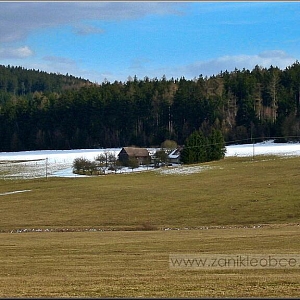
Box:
left=1, top=62, right=300, bottom=151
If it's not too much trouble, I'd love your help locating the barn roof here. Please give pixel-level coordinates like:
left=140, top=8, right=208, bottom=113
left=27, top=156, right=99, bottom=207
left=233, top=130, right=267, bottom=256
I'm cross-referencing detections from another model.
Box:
left=121, top=147, right=149, bottom=157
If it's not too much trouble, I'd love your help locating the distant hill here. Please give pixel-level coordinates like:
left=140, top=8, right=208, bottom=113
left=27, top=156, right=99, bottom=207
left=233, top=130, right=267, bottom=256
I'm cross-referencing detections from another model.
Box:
left=0, top=64, right=94, bottom=96
left=1, top=62, right=300, bottom=152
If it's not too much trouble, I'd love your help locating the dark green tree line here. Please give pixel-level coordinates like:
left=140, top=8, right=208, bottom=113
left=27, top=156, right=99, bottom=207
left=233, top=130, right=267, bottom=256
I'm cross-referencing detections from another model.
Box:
left=1, top=62, right=300, bottom=152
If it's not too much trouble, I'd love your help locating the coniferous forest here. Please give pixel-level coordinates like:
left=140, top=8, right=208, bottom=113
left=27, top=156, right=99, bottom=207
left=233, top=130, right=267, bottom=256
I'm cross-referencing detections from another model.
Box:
left=1, top=62, right=300, bottom=152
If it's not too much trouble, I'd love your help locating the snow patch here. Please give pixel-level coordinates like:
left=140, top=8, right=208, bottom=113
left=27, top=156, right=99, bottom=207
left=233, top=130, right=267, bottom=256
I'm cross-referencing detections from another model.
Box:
left=1, top=141, right=300, bottom=179
left=226, top=141, right=300, bottom=157
left=155, top=165, right=212, bottom=175
left=0, top=190, right=31, bottom=196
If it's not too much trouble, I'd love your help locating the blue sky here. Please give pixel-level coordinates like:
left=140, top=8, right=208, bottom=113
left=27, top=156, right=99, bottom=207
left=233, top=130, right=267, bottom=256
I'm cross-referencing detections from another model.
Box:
left=0, top=1, right=300, bottom=83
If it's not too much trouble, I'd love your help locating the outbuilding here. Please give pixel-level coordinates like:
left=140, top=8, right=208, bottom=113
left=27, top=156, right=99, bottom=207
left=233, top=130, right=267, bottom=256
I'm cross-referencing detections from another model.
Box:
left=118, top=147, right=150, bottom=165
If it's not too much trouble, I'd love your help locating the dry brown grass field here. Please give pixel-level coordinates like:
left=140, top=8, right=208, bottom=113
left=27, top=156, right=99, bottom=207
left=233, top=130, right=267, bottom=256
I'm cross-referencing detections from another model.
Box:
left=0, top=155, right=299, bottom=297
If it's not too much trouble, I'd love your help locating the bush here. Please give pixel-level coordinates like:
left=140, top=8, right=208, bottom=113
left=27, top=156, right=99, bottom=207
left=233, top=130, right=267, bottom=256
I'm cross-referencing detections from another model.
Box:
left=72, top=157, right=96, bottom=174
left=73, top=152, right=121, bottom=175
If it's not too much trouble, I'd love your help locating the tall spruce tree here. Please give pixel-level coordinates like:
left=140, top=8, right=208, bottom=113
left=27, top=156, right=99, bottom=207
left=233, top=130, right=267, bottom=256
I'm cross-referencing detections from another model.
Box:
left=181, top=129, right=225, bottom=164
left=208, top=129, right=226, bottom=161
left=180, top=130, right=208, bottom=164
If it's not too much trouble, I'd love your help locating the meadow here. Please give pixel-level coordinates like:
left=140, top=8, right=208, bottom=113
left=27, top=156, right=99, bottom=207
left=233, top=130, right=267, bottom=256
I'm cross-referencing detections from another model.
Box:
left=0, top=155, right=299, bottom=297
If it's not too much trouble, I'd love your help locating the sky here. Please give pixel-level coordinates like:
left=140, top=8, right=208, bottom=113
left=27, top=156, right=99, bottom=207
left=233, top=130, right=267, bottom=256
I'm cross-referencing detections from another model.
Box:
left=0, top=1, right=300, bottom=83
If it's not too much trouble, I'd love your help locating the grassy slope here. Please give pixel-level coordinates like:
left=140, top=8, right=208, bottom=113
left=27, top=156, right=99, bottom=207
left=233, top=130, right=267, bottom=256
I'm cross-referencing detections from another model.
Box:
left=0, top=155, right=299, bottom=231
left=0, top=227, right=299, bottom=297
left=0, top=155, right=300, bottom=297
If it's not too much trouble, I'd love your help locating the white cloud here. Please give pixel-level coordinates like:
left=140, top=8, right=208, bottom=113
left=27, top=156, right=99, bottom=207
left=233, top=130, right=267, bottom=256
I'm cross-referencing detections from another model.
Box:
left=118, top=50, right=297, bottom=82
left=27, top=56, right=104, bottom=83
left=129, top=57, right=152, bottom=70
left=73, top=24, right=104, bottom=36
left=0, top=2, right=184, bottom=43
left=22, top=49, right=296, bottom=84
left=258, top=50, right=289, bottom=59
left=0, top=46, right=34, bottom=59
left=182, top=50, right=296, bottom=78
left=39, top=56, right=81, bottom=77
left=43, top=56, right=77, bottom=66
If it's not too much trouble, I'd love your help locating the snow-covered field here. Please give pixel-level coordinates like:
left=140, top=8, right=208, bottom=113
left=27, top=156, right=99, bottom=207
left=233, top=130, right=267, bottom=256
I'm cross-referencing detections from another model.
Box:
left=226, top=140, right=300, bottom=157
left=0, top=148, right=156, bottom=179
left=0, top=140, right=300, bottom=179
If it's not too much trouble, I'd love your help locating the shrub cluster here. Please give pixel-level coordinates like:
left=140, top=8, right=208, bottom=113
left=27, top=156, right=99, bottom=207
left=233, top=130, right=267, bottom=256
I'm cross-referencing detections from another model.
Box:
left=72, top=152, right=121, bottom=175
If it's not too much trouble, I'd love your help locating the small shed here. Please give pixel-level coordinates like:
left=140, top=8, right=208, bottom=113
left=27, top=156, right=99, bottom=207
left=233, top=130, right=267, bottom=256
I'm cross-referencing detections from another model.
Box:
left=118, top=147, right=150, bottom=165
